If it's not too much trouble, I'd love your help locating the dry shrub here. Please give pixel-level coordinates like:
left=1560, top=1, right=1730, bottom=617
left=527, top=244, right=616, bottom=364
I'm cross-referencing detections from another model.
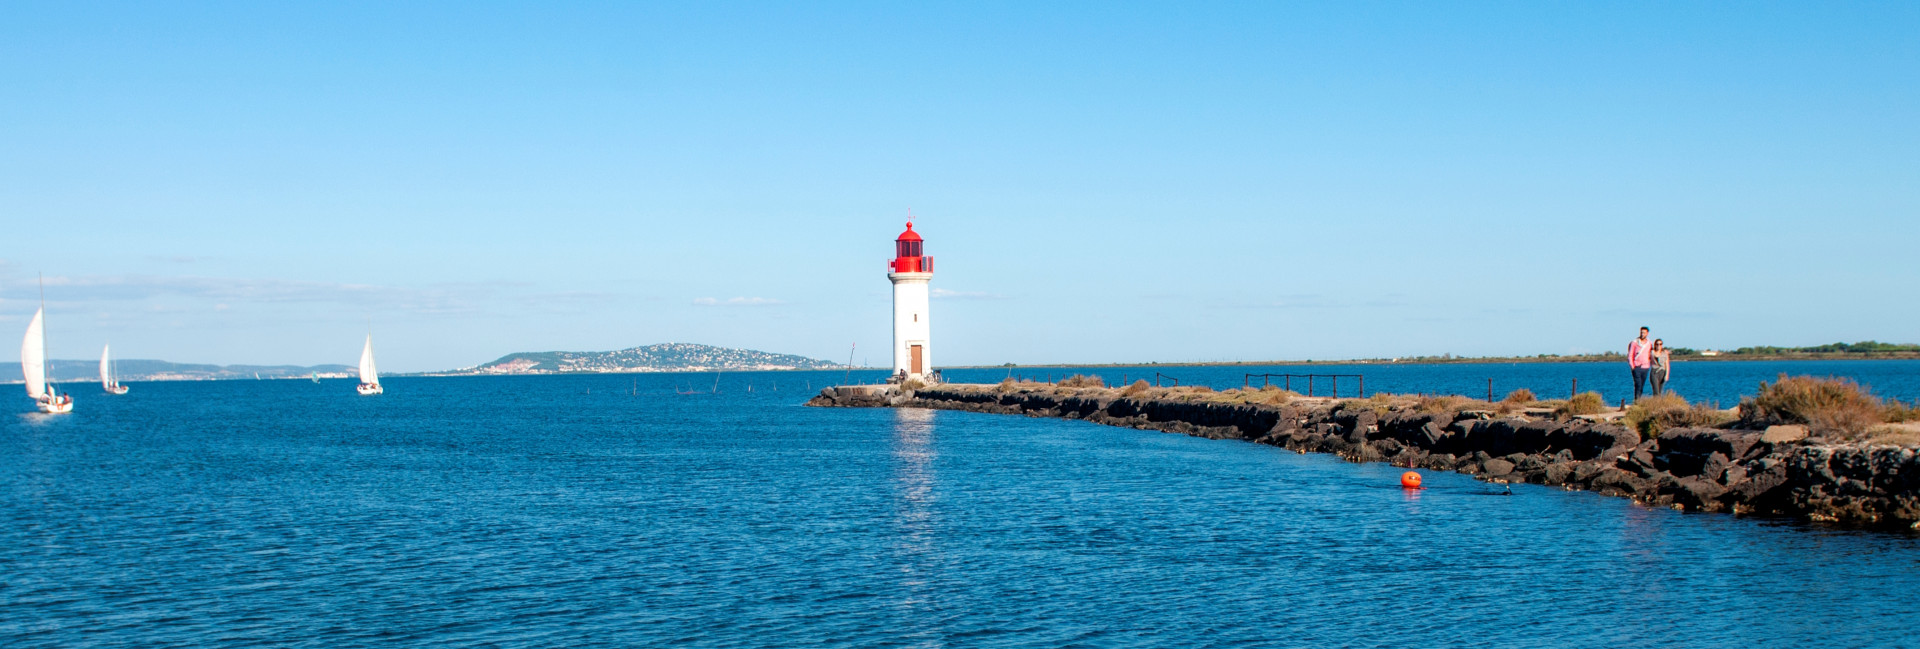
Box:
left=1503, top=388, right=1537, bottom=404
left=902, top=378, right=927, bottom=391
left=1740, top=375, right=1885, bottom=439
left=1623, top=394, right=1732, bottom=439
left=1058, top=374, right=1106, bottom=388
left=995, top=377, right=1018, bottom=393
left=1556, top=392, right=1608, bottom=417
left=1120, top=379, right=1151, bottom=397
left=1189, top=385, right=1214, bottom=394
left=1886, top=399, right=1919, bottom=423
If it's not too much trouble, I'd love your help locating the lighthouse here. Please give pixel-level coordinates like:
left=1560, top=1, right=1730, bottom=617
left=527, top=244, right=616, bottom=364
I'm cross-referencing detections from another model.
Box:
left=888, top=221, right=934, bottom=381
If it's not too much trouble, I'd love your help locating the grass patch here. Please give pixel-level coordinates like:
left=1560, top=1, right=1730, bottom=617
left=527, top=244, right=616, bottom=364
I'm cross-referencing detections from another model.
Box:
left=1739, top=375, right=1886, bottom=439
left=1414, top=395, right=1463, bottom=414
left=1863, top=424, right=1920, bottom=447
left=995, top=378, right=1049, bottom=393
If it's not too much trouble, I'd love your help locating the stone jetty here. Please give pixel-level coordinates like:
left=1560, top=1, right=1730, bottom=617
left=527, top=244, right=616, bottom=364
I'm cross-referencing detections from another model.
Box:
left=809, top=383, right=1920, bottom=531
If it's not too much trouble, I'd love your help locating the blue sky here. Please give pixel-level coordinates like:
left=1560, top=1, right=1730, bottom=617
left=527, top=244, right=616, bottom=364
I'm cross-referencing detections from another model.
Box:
left=3, top=2, right=1916, bottom=371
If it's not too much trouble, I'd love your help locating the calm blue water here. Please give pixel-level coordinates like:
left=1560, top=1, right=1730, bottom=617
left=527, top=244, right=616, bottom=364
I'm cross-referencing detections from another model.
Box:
left=4, top=369, right=1919, bottom=648
left=947, top=359, right=1920, bottom=406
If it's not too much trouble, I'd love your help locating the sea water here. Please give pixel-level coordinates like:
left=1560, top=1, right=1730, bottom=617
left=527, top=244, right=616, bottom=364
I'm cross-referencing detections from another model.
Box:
left=3, top=366, right=1918, bottom=648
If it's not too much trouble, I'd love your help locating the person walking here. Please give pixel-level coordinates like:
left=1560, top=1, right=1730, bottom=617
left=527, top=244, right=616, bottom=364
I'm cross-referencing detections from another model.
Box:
left=1628, top=326, right=1653, bottom=401
left=1649, top=339, right=1672, bottom=396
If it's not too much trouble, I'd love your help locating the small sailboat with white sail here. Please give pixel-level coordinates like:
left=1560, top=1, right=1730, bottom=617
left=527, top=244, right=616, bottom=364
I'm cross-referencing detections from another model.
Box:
left=21, top=304, right=72, bottom=414
left=101, top=344, right=129, bottom=394
left=356, top=334, right=383, bottom=395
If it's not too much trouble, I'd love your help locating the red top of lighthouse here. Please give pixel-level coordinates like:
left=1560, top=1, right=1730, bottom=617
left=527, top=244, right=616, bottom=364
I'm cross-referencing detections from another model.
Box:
left=890, top=221, right=933, bottom=273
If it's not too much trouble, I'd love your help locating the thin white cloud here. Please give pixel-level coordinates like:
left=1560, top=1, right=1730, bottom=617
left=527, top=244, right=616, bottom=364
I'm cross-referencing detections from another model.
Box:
left=693, top=296, right=784, bottom=307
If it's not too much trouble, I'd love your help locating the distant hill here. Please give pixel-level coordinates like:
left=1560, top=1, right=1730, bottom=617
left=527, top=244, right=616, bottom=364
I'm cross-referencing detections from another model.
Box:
left=460, top=343, right=842, bottom=374
left=2, top=359, right=358, bottom=383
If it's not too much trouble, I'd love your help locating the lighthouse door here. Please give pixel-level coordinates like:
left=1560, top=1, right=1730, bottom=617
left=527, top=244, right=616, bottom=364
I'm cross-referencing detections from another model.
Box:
left=910, top=345, right=924, bottom=375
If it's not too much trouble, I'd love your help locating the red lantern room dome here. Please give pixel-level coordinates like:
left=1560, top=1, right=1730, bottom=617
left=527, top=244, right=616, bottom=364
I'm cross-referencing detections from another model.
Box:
left=890, top=220, right=933, bottom=274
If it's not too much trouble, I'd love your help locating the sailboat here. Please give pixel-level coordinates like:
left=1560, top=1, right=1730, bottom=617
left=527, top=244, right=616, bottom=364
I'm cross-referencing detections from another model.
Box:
left=21, top=306, right=72, bottom=414
left=100, top=344, right=129, bottom=394
left=356, top=334, right=383, bottom=395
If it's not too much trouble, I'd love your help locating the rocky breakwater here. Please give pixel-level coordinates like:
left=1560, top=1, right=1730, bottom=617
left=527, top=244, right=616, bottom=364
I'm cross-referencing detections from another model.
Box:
left=808, top=383, right=1920, bottom=530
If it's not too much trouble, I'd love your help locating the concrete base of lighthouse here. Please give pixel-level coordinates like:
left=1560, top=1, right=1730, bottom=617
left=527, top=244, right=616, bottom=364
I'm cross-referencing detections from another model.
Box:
left=888, top=271, right=933, bottom=382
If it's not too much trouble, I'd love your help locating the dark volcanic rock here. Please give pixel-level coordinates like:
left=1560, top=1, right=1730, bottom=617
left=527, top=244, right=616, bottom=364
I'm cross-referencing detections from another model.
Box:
left=812, top=384, right=1920, bottom=530
left=1481, top=458, right=1515, bottom=477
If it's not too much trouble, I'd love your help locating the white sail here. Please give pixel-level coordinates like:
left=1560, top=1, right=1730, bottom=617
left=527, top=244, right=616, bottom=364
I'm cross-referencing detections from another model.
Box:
left=21, top=308, right=47, bottom=399
left=359, top=335, right=379, bottom=385
left=101, top=344, right=113, bottom=389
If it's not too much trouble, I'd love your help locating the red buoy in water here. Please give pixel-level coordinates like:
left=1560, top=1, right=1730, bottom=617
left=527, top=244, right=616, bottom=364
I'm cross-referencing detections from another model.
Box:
left=1401, top=471, right=1423, bottom=489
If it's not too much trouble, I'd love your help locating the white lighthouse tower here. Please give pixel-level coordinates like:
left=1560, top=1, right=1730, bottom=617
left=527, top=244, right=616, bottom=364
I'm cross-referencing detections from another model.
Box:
left=888, top=221, right=934, bottom=382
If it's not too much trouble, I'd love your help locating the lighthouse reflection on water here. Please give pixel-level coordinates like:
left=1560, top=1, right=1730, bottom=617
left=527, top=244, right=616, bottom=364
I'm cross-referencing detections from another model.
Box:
left=889, top=407, right=940, bottom=633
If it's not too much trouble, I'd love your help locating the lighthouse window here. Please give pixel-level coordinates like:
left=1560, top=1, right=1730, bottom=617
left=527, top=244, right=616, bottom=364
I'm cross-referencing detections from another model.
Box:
left=896, top=240, right=922, bottom=258
left=914, top=314, right=918, bottom=322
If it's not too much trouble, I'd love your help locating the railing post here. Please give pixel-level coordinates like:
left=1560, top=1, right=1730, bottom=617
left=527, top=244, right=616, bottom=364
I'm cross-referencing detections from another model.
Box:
left=1308, top=376, right=1314, bottom=397
left=1358, top=376, right=1364, bottom=398
left=1332, top=376, right=1338, bottom=398
left=1487, top=378, right=1493, bottom=403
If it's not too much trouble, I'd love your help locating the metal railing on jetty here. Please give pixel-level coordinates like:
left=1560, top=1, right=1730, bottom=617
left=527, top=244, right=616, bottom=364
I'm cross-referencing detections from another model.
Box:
left=1244, top=373, right=1364, bottom=398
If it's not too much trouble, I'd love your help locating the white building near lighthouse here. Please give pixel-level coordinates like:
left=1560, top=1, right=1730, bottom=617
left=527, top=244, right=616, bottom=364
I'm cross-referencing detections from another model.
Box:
left=888, top=221, right=934, bottom=381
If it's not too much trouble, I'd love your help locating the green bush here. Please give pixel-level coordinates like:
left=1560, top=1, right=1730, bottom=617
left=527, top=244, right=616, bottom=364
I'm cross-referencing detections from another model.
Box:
left=1623, top=393, right=1731, bottom=439
left=1556, top=392, right=1608, bottom=417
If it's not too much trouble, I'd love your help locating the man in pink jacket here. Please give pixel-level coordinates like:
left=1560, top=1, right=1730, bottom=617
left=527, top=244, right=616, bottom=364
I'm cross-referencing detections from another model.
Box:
left=1628, top=326, right=1653, bottom=402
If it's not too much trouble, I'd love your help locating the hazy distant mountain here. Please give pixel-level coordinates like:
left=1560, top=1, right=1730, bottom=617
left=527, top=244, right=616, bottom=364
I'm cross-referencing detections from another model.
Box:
left=461, top=343, right=841, bottom=374
left=3, top=359, right=358, bottom=383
